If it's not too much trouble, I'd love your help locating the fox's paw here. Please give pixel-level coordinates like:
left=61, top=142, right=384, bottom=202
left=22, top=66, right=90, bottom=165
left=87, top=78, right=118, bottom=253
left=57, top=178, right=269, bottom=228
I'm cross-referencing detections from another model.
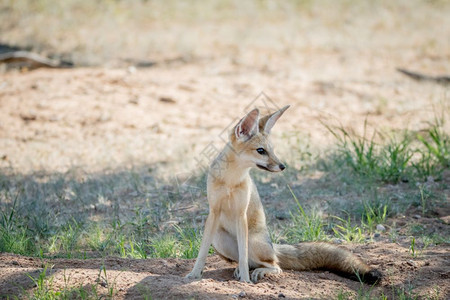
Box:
left=251, top=267, right=282, bottom=283
left=185, top=270, right=203, bottom=280
left=233, top=267, right=252, bottom=284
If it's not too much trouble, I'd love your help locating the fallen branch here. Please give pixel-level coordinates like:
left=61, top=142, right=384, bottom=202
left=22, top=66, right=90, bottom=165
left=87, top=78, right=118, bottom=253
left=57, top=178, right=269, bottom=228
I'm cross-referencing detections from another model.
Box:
left=0, top=51, right=72, bottom=70
left=397, top=68, right=450, bottom=85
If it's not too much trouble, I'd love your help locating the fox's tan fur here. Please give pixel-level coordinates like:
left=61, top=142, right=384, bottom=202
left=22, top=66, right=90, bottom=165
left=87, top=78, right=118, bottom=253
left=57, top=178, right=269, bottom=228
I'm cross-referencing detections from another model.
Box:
left=186, top=106, right=382, bottom=284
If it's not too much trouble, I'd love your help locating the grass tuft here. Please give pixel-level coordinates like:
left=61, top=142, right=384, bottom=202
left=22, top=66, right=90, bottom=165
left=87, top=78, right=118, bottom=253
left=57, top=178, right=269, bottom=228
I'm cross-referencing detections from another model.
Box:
left=324, top=116, right=449, bottom=184
left=417, top=117, right=450, bottom=168
left=332, top=215, right=365, bottom=243
left=286, top=186, right=328, bottom=242
left=324, top=119, right=379, bottom=180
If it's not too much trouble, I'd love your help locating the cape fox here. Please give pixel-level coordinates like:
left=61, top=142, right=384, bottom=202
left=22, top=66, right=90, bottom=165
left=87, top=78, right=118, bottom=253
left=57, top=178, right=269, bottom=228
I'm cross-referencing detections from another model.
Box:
left=186, top=105, right=382, bottom=284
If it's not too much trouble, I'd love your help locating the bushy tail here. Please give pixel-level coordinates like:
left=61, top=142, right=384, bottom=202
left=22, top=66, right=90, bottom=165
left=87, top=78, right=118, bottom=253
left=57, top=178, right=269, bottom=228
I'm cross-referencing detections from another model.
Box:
left=274, top=242, right=382, bottom=284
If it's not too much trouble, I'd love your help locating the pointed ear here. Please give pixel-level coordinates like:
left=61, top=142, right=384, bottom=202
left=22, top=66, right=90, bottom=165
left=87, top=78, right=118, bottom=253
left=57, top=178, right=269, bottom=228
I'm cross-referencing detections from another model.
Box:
left=259, top=105, right=290, bottom=134
left=235, top=108, right=259, bottom=141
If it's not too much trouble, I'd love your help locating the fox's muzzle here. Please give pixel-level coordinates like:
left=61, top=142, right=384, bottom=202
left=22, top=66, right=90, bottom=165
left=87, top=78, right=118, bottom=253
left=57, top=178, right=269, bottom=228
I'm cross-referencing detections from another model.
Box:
left=256, top=163, right=286, bottom=172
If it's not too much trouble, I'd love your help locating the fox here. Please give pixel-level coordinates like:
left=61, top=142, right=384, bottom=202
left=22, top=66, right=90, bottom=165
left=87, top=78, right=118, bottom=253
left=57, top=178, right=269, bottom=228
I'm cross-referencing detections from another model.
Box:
left=185, top=105, right=382, bottom=284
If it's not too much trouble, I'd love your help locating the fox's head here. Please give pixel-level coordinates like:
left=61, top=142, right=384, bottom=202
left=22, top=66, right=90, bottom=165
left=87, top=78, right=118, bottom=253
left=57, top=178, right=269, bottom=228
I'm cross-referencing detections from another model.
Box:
left=230, top=105, right=290, bottom=172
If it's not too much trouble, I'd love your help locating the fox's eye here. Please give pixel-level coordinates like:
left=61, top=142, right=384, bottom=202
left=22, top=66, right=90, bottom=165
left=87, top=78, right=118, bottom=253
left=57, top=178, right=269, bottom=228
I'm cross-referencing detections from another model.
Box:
left=256, top=148, right=266, bottom=155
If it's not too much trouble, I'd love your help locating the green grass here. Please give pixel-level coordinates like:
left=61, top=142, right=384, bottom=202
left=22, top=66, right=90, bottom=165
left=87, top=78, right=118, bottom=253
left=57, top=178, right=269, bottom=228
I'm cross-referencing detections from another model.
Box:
left=0, top=166, right=211, bottom=260
left=324, top=117, right=449, bottom=184
left=417, top=116, right=450, bottom=168
left=335, top=277, right=440, bottom=300
left=379, top=135, right=413, bottom=183
left=285, top=186, right=391, bottom=243
left=0, top=194, right=36, bottom=255
left=414, top=115, right=449, bottom=181
left=173, top=224, right=204, bottom=259
left=361, top=201, right=387, bottom=234
left=335, top=287, right=419, bottom=300
left=27, top=265, right=60, bottom=300
left=24, top=264, right=118, bottom=300
left=332, top=215, right=365, bottom=243
left=286, top=185, right=328, bottom=242
left=324, top=119, right=380, bottom=181
left=0, top=189, right=206, bottom=260
left=417, top=183, right=431, bottom=215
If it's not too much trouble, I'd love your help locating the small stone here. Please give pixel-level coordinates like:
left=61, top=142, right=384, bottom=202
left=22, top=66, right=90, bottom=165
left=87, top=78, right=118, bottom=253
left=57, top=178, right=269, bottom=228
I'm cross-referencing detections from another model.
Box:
left=49, top=115, right=60, bottom=122
left=376, top=224, right=386, bottom=232
left=407, top=260, right=416, bottom=267
left=129, top=96, right=139, bottom=104
left=374, top=233, right=380, bottom=238
left=238, top=291, right=246, bottom=297
left=159, top=96, right=176, bottom=104
left=275, top=211, right=289, bottom=220
left=20, top=112, right=37, bottom=121
left=413, top=215, right=421, bottom=219
left=127, top=66, right=137, bottom=74
left=98, top=112, right=110, bottom=122
left=278, top=293, right=286, bottom=298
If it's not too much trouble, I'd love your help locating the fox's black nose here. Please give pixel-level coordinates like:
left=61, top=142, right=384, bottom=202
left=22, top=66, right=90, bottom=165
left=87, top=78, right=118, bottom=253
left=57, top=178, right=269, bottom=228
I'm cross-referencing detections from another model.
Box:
left=279, top=164, right=286, bottom=171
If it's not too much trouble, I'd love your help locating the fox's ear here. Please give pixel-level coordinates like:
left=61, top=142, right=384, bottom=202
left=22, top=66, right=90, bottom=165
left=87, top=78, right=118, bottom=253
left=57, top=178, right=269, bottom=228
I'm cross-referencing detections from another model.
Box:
left=259, top=105, right=290, bottom=134
left=235, top=108, right=259, bottom=141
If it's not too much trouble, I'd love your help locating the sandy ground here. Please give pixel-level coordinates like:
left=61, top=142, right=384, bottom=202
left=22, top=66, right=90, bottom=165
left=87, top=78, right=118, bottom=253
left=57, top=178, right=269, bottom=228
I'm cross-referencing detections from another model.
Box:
left=0, top=60, right=448, bottom=174
left=1, top=241, right=449, bottom=299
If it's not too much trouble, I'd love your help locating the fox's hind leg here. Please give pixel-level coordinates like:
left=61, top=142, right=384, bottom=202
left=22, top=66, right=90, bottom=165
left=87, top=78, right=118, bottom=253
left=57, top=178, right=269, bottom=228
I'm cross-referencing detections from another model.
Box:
left=212, top=227, right=244, bottom=280
left=248, top=233, right=281, bottom=282
left=212, top=228, right=282, bottom=282
left=212, top=226, right=239, bottom=262
left=250, top=267, right=281, bottom=282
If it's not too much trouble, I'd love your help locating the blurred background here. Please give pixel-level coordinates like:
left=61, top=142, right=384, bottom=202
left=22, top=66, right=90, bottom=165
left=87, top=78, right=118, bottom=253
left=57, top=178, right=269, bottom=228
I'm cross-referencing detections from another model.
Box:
left=1, top=0, right=448, bottom=173
left=1, top=0, right=448, bottom=67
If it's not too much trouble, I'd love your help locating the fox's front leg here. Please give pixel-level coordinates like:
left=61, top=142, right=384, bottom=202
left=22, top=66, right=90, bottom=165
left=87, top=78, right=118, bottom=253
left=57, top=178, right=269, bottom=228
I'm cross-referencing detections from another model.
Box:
left=234, top=213, right=251, bottom=283
left=185, top=211, right=219, bottom=279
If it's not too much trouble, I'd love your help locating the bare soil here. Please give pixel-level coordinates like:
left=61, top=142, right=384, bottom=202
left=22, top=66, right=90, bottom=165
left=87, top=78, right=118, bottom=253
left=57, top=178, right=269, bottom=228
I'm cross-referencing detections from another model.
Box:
left=1, top=241, right=449, bottom=299
left=0, top=62, right=448, bottom=174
